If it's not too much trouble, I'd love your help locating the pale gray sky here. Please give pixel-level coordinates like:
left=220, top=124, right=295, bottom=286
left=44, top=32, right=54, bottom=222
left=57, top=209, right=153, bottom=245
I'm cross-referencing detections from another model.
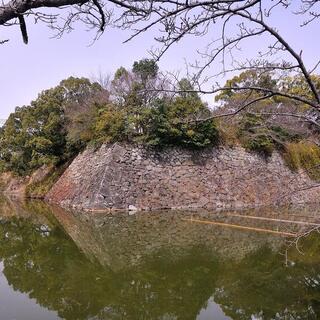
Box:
left=0, top=4, right=319, bottom=119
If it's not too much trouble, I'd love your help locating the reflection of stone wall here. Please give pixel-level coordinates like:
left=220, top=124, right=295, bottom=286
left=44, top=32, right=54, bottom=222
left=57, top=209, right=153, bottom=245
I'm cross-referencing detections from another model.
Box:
left=0, top=198, right=318, bottom=320
left=52, top=207, right=286, bottom=270
left=0, top=197, right=286, bottom=271
left=47, top=143, right=320, bottom=211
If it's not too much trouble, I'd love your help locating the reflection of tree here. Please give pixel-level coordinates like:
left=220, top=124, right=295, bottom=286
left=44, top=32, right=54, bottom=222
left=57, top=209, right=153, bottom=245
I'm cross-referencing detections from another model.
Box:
left=214, top=241, right=320, bottom=320
left=0, top=200, right=320, bottom=319
left=0, top=216, right=113, bottom=319
left=0, top=215, right=220, bottom=319
left=102, top=248, right=220, bottom=320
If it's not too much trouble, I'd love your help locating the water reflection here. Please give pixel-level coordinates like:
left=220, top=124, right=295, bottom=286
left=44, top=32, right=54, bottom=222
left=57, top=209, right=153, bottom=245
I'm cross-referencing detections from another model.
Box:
left=0, top=197, right=319, bottom=319
left=0, top=262, right=59, bottom=320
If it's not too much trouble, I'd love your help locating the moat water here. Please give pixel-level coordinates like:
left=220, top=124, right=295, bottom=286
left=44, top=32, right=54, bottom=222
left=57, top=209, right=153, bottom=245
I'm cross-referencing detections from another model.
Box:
left=0, top=197, right=320, bottom=319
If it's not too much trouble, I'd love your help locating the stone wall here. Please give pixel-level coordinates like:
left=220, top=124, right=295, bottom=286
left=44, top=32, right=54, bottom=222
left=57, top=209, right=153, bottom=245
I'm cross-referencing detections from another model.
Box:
left=46, top=143, right=320, bottom=211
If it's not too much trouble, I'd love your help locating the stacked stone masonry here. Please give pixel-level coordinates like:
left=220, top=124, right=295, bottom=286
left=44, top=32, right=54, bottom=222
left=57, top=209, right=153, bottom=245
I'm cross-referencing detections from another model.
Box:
left=46, top=143, right=320, bottom=211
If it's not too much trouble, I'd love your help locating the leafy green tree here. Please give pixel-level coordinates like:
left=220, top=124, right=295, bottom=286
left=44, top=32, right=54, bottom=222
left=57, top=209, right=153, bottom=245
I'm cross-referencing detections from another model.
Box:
left=215, top=70, right=277, bottom=104
left=0, top=77, right=106, bottom=175
left=132, top=58, right=159, bottom=85
left=140, top=96, right=219, bottom=148
left=237, top=113, right=300, bottom=157
left=93, top=104, right=127, bottom=143
left=278, top=74, right=320, bottom=107
left=61, top=77, right=108, bottom=151
left=178, top=78, right=200, bottom=100
left=112, top=59, right=160, bottom=109
left=0, top=88, right=66, bottom=174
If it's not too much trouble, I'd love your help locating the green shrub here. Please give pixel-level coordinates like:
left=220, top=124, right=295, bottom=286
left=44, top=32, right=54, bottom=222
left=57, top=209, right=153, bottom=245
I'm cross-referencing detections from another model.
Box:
left=139, top=97, right=220, bottom=149
left=237, top=113, right=301, bottom=157
left=243, top=134, right=275, bottom=157
left=284, top=141, right=320, bottom=180
left=26, top=165, right=68, bottom=198
left=216, top=120, right=239, bottom=147
left=91, top=96, right=220, bottom=149
left=93, top=106, right=127, bottom=143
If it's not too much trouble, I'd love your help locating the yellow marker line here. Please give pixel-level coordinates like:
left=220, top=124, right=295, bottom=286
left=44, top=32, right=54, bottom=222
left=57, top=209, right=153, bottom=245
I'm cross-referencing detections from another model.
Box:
left=268, top=212, right=319, bottom=219
left=182, top=218, right=297, bottom=237
left=229, top=213, right=320, bottom=226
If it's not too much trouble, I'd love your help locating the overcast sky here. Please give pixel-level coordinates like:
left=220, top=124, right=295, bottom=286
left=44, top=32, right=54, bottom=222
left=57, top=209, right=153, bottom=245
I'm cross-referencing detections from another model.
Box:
left=0, top=4, right=319, bottom=119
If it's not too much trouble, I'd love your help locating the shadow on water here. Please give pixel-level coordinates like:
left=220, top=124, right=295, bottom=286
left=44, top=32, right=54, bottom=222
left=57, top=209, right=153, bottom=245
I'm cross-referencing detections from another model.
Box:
left=0, top=196, right=320, bottom=319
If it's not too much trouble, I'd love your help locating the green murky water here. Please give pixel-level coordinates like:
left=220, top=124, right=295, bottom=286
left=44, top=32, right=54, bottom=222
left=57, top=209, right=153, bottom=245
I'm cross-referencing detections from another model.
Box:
left=0, top=197, right=320, bottom=319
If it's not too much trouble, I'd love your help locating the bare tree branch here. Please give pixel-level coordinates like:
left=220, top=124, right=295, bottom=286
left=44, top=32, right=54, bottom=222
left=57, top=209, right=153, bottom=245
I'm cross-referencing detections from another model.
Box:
left=1, top=0, right=320, bottom=132
left=17, top=14, right=28, bottom=44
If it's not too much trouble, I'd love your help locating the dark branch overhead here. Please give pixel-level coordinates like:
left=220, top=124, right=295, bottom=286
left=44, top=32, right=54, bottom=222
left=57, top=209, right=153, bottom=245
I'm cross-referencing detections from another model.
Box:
left=0, top=0, right=88, bottom=24
left=1, top=0, right=320, bottom=127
